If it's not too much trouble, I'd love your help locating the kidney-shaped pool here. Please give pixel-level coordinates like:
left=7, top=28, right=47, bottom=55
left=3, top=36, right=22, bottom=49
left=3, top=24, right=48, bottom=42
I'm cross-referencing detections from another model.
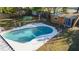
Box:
left=3, top=26, right=53, bottom=43
left=0, top=23, right=58, bottom=50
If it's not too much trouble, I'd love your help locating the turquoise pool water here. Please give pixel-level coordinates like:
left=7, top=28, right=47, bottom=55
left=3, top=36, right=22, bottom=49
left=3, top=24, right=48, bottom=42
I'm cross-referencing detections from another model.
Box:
left=3, top=26, right=53, bottom=43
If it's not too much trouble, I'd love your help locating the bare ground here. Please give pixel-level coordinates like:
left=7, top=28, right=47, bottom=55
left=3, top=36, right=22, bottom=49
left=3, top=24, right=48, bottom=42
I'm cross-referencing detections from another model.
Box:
left=37, top=30, right=79, bottom=51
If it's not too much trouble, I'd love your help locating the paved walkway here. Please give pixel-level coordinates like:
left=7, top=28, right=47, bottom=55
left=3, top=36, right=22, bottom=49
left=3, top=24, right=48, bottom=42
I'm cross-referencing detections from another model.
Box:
left=0, top=37, right=12, bottom=51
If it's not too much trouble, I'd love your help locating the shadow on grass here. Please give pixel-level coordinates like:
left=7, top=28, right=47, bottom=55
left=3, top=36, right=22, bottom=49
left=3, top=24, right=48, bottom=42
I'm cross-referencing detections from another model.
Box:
left=56, top=30, right=79, bottom=51
left=68, top=31, right=79, bottom=51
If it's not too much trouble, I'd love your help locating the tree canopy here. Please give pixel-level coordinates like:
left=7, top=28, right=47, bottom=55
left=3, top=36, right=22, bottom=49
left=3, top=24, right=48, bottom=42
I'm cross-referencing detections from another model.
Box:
left=0, top=7, right=17, bottom=14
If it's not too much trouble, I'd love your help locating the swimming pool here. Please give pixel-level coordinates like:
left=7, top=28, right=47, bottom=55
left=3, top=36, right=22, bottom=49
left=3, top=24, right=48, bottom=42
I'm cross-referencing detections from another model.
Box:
left=3, top=26, right=53, bottom=43
left=0, top=23, right=58, bottom=50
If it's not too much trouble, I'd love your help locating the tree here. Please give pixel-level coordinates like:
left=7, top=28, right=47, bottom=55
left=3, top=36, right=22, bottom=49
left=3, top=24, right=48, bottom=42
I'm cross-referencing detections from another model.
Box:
left=0, top=7, right=31, bottom=19
left=53, top=7, right=57, bottom=14
left=0, top=7, right=17, bottom=14
left=32, top=7, right=42, bottom=13
left=62, top=7, right=67, bottom=13
left=76, top=7, right=79, bottom=13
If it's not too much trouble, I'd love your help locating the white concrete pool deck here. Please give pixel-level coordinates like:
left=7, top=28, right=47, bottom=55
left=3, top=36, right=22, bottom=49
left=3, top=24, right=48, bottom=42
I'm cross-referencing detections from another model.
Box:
left=0, top=23, right=58, bottom=51
left=0, top=37, right=12, bottom=51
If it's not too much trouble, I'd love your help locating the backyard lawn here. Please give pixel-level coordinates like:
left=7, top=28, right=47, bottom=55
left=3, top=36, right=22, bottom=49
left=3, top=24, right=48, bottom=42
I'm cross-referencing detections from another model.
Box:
left=0, top=7, right=79, bottom=51
left=37, top=30, right=79, bottom=51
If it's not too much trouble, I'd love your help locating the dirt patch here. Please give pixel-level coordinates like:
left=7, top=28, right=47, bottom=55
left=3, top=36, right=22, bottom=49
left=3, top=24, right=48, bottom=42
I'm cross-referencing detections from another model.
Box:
left=37, top=37, right=70, bottom=51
